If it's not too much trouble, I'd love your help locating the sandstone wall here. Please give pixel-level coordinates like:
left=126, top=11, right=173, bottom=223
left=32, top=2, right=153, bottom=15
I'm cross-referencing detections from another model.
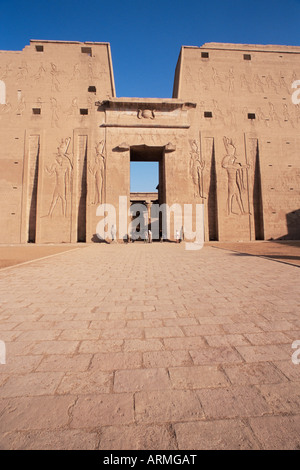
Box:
left=0, top=40, right=114, bottom=243
left=174, top=43, right=300, bottom=241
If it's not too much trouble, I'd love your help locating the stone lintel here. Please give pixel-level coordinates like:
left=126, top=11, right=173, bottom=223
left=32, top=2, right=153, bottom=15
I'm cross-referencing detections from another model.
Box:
left=96, top=98, right=196, bottom=111
left=100, top=123, right=190, bottom=129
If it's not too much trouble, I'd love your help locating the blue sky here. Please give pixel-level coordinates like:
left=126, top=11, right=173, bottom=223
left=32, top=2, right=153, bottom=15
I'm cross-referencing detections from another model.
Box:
left=1, top=0, right=300, bottom=191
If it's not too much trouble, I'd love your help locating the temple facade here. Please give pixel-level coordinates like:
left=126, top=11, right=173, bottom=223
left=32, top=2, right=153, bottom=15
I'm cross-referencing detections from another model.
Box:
left=0, top=40, right=299, bottom=243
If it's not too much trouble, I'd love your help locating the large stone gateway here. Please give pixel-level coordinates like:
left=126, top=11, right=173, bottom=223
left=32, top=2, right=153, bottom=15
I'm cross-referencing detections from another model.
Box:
left=0, top=40, right=299, bottom=243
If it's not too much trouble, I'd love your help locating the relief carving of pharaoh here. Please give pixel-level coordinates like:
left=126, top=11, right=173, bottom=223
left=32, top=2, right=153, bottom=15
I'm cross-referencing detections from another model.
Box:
left=45, top=137, right=73, bottom=217
left=89, top=140, right=105, bottom=205
left=222, top=136, right=249, bottom=216
left=189, top=139, right=205, bottom=199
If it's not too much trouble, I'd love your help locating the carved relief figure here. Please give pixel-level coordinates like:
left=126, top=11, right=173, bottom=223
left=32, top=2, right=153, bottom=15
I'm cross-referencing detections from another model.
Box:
left=256, top=107, right=269, bottom=127
left=16, top=96, right=26, bottom=115
left=198, top=67, right=209, bottom=90
left=279, top=73, right=290, bottom=94
left=17, top=62, right=28, bottom=80
left=50, top=63, right=60, bottom=92
left=189, top=139, right=205, bottom=198
left=266, top=74, right=278, bottom=93
left=87, top=95, right=94, bottom=110
left=33, top=63, right=46, bottom=80
left=66, top=97, right=78, bottom=116
left=226, top=106, right=237, bottom=129
left=45, top=138, right=72, bottom=217
left=268, top=102, right=282, bottom=127
left=70, top=63, right=81, bottom=81
left=88, top=58, right=99, bottom=80
left=283, top=103, right=295, bottom=127
left=212, top=67, right=224, bottom=90
left=227, top=67, right=234, bottom=92
left=253, top=74, right=264, bottom=93
left=212, top=100, right=225, bottom=124
left=137, top=109, right=155, bottom=119
left=240, top=74, right=252, bottom=93
left=222, top=137, right=249, bottom=215
left=294, top=103, right=300, bottom=124
left=0, top=101, right=12, bottom=114
left=50, top=97, right=60, bottom=128
left=89, top=140, right=105, bottom=204
left=184, top=66, right=193, bottom=87
left=0, top=63, right=12, bottom=79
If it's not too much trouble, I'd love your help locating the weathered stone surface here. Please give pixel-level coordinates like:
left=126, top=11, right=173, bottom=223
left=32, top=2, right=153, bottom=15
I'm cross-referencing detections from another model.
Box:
left=197, top=386, right=271, bottom=419
left=135, top=390, right=205, bottom=423
left=70, top=394, right=134, bottom=428
left=98, top=424, right=177, bottom=450
left=0, top=41, right=299, bottom=244
left=249, top=415, right=300, bottom=450
left=113, top=368, right=171, bottom=393
left=174, top=420, right=260, bottom=450
left=0, top=242, right=299, bottom=450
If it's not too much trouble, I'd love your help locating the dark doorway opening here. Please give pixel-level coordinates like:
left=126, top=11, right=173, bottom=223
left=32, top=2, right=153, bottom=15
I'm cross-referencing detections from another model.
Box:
left=130, top=145, right=165, bottom=241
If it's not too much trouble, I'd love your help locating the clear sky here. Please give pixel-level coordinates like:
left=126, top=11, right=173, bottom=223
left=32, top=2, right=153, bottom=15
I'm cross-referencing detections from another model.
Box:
left=1, top=0, right=300, bottom=190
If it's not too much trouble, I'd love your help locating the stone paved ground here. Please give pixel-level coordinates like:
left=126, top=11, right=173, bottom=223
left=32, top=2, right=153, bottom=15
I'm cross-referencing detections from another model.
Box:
left=0, top=242, right=299, bottom=450
left=0, top=245, right=82, bottom=269
left=211, top=241, right=300, bottom=267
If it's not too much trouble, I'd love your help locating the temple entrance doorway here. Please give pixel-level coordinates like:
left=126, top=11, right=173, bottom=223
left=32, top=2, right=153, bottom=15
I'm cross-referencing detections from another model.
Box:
left=129, top=145, right=165, bottom=241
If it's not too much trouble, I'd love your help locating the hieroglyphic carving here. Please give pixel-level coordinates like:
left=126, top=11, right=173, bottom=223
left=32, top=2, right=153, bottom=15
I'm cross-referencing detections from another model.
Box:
left=212, top=67, right=224, bottom=90
left=279, top=73, right=290, bottom=94
left=87, top=57, right=100, bottom=81
left=240, top=74, right=252, bottom=93
left=184, top=65, right=193, bottom=86
left=283, top=103, right=295, bottom=127
left=17, top=62, right=28, bottom=80
left=253, top=74, right=264, bottom=93
left=226, top=106, right=237, bottom=130
left=89, top=140, right=105, bottom=204
left=70, top=63, right=81, bottom=81
left=87, top=95, right=94, bottom=110
left=0, top=101, right=12, bottom=114
left=212, top=100, right=225, bottom=124
left=268, top=102, right=282, bottom=127
left=266, top=74, right=278, bottom=94
left=45, top=138, right=72, bottom=217
left=256, top=107, right=269, bottom=127
left=32, top=63, right=46, bottom=81
left=222, top=137, right=249, bottom=215
left=197, top=66, right=209, bottom=90
left=227, top=67, right=234, bottom=93
left=189, top=139, right=205, bottom=198
left=16, top=96, right=26, bottom=115
left=0, top=63, right=12, bottom=79
left=50, top=63, right=60, bottom=92
left=294, top=103, right=300, bottom=124
left=66, top=97, right=78, bottom=116
left=50, top=97, right=60, bottom=128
